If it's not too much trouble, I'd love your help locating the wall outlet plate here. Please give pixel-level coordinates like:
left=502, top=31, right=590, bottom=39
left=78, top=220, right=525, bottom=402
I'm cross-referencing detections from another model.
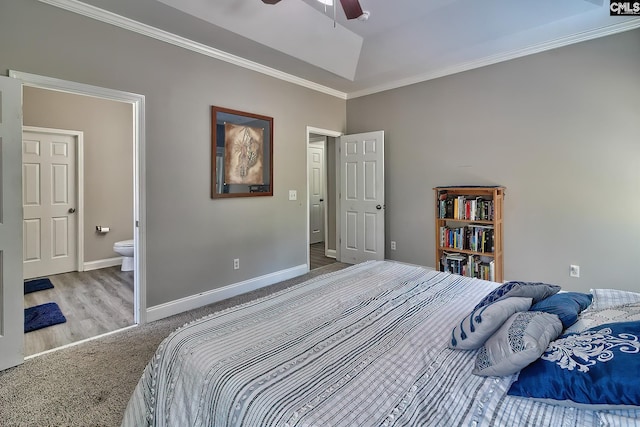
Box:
left=570, top=264, right=580, bottom=278
left=288, top=190, right=297, bottom=201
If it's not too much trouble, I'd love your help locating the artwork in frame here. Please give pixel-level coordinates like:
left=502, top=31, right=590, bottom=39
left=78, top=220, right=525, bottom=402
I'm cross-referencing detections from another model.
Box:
left=211, top=106, right=273, bottom=198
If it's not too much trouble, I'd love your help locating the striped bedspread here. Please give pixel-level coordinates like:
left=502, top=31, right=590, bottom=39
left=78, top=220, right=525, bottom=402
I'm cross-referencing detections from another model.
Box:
left=121, top=261, right=623, bottom=426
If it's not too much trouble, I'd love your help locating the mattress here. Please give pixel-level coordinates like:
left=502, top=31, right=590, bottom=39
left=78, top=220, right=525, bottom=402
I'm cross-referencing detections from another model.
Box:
left=121, top=261, right=638, bottom=426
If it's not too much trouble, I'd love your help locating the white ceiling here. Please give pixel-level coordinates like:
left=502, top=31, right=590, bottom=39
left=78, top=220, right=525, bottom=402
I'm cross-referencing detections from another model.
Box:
left=52, top=0, right=640, bottom=98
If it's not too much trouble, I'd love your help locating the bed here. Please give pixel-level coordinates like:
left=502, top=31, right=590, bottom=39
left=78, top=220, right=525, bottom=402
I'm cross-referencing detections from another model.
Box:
left=122, top=261, right=640, bottom=426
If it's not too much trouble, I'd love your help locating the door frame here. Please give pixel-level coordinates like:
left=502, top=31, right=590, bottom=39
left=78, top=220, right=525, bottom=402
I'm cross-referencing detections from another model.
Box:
left=306, top=126, right=342, bottom=269
left=23, top=126, right=85, bottom=276
left=10, top=70, right=147, bottom=326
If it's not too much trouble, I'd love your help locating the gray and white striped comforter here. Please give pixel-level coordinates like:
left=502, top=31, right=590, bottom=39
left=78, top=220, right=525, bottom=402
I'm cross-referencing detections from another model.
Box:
left=121, top=261, right=636, bottom=426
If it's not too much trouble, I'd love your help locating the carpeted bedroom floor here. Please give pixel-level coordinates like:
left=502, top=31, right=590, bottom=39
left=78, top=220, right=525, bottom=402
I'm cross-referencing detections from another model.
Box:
left=0, top=263, right=348, bottom=427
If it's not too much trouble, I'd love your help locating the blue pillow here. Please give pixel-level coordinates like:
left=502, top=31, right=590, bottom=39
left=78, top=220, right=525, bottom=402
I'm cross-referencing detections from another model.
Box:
left=530, top=292, right=593, bottom=329
left=474, top=281, right=561, bottom=311
left=508, top=320, right=640, bottom=409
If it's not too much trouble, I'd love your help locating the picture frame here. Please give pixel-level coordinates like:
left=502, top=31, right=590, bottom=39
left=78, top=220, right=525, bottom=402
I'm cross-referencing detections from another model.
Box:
left=211, top=106, right=273, bottom=198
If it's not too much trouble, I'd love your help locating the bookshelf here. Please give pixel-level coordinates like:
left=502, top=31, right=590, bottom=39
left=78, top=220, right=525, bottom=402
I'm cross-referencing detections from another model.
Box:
left=433, top=186, right=505, bottom=282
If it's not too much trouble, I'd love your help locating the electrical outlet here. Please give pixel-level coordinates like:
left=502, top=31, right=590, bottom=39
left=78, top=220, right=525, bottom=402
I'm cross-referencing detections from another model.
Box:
left=390, top=241, right=396, bottom=250
left=234, top=258, right=240, bottom=270
left=288, top=190, right=297, bottom=201
left=570, top=264, right=580, bottom=278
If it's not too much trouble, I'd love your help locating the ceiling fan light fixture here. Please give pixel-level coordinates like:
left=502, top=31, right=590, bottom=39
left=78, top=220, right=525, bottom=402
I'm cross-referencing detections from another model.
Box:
left=317, top=0, right=334, bottom=5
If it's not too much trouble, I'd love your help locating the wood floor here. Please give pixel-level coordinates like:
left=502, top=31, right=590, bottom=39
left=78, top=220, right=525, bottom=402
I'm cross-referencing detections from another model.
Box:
left=310, top=242, right=336, bottom=270
left=24, top=266, right=134, bottom=356
left=24, top=249, right=329, bottom=355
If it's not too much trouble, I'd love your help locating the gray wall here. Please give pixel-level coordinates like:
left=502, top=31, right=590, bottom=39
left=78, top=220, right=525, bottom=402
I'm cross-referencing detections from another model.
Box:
left=1, top=0, right=345, bottom=307
left=347, top=29, right=640, bottom=292
left=23, top=87, right=134, bottom=263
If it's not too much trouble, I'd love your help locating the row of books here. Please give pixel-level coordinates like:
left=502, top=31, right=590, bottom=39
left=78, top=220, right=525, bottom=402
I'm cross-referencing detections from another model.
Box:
left=437, top=195, right=494, bottom=221
left=439, top=224, right=495, bottom=253
left=440, top=252, right=496, bottom=281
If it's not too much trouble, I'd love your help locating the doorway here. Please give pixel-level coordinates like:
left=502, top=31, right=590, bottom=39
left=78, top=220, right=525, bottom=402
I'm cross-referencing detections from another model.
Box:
left=11, top=70, right=146, bottom=360
left=305, top=127, right=386, bottom=270
left=306, top=127, right=341, bottom=270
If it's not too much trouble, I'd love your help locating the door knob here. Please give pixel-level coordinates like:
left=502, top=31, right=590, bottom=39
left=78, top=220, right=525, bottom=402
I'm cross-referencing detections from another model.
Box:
left=376, top=204, right=382, bottom=210
left=68, top=208, right=76, bottom=214
left=319, top=199, right=324, bottom=202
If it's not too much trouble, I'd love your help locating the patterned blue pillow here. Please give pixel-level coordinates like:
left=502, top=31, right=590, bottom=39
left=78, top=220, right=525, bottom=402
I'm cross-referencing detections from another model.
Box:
left=530, top=292, right=593, bottom=329
left=474, top=281, right=561, bottom=311
left=508, top=320, right=640, bottom=409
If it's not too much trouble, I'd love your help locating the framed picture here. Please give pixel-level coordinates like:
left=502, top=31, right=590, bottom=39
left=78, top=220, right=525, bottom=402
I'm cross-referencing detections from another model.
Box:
left=211, top=106, right=273, bottom=198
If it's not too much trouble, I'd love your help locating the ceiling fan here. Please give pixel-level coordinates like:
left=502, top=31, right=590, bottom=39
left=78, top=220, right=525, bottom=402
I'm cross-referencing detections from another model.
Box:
left=262, top=0, right=368, bottom=21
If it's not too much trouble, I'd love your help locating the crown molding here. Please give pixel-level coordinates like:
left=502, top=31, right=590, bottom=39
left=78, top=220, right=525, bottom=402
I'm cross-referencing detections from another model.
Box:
left=37, top=0, right=348, bottom=100
left=347, top=18, right=640, bottom=99
left=37, top=0, right=640, bottom=101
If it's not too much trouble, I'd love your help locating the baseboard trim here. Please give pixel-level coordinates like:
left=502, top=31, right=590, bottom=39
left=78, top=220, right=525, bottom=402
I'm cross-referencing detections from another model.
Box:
left=84, top=257, right=122, bottom=271
left=326, top=249, right=336, bottom=259
left=146, top=264, right=308, bottom=322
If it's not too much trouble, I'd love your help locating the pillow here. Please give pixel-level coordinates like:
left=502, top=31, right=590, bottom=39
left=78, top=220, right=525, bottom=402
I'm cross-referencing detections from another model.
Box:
left=589, top=289, right=640, bottom=312
left=530, top=292, right=593, bottom=329
left=472, top=311, right=562, bottom=377
left=473, top=281, right=561, bottom=311
left=565, top=302, right=640, bottom=334
left=508, top=320, right=640, bottom=409
left=449, top=297, right=532, bottom=350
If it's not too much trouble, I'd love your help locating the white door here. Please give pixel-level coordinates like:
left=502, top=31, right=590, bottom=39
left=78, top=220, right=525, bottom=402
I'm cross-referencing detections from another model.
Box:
left=23, top=130, right=77, bottom=279
left=339, top=131, right=385, bottom=264
left=308, top=144, right=325, bottom=245
left=0, top=76, right=25, bottom=371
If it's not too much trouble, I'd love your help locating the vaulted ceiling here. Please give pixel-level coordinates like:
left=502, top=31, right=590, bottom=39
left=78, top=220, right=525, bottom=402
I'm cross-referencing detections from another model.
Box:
left=52, top=0, right=640, bottom=98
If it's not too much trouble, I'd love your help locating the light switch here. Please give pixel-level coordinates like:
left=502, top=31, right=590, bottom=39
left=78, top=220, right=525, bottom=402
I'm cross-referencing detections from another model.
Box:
left=288, top=190, right=297, bottom=201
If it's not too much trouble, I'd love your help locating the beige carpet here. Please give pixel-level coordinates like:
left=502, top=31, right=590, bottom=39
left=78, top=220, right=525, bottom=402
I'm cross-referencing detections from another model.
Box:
left=0, top=263, right=348, bottom=427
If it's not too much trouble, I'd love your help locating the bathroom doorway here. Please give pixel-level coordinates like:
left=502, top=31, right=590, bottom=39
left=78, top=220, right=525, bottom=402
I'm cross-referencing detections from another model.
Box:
left=13, top=70, right=145, bottom=358
left=306, top=127, right=340, bottom=270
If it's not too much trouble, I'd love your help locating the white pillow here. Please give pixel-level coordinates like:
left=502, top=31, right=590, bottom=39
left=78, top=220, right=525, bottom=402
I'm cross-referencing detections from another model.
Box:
left=565, top=302, right=640, bottom=334
left=588, top=289, right=640, bottom=311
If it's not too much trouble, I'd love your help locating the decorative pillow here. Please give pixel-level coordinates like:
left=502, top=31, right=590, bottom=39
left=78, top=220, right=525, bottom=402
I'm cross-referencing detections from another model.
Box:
left=472, top=311, right=562, bottom=377
left=473, top=281, right=561, bottom=311
left=508, top=320, right=640, bottom=409
left=449, top=297, right=532, bottom=350
left=565, top=302, right=640, bottom=334
left=589, top=289, right=640, bottom=311
left=530, top=292, right=593, bottom=329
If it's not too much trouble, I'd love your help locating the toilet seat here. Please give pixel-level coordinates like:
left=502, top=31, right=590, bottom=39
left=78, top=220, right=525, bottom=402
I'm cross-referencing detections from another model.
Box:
left=114, top=239, right=134, bottom=249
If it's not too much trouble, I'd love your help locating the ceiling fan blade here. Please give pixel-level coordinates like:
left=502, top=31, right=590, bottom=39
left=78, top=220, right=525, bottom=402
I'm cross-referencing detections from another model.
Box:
left=339, top=0, right=363, bottom=19
left=262, top=0, right=281, bottom=4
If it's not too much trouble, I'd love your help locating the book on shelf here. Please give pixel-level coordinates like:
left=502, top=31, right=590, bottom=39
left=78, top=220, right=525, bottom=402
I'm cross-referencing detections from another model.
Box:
left=437, top=195, right=494, bottom=221
left=439, top=224, right=494, bottom=254
left=440, top=252, right=495, bottom=281
left=441, top=251, right=467, bottom=276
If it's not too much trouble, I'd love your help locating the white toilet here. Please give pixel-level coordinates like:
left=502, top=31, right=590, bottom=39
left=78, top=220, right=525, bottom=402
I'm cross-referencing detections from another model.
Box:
left=113, top=239, right=134, bottom=271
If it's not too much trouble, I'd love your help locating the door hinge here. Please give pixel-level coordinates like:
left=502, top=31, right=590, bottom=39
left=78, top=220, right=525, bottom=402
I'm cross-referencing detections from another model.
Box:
left=135, top=220, right=139, bottom=227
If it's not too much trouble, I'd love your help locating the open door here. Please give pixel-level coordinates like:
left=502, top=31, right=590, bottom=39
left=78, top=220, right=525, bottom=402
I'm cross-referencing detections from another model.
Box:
left=308, top=143, right=325, bottom=245
left=339, top=131, right=385, bottom=263
left=0, top=75, right=25, bottom=371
